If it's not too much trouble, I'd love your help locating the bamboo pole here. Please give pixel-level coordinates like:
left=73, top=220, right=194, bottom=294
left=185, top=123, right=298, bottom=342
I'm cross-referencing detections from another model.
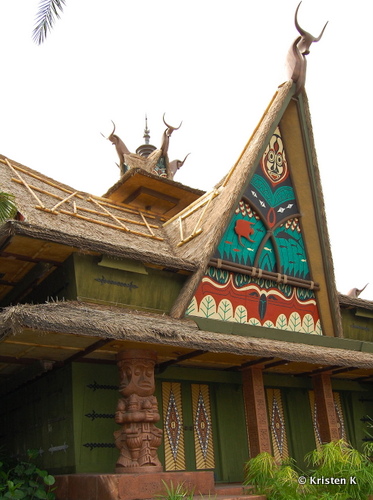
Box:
left=59, top=209, right=164, bottom=241
left=5, top=158, right=45, bottom=208
left=88, top=197, right=129, bottom=231
left=209, top=258, right=319, bottom=290
left=139, top=211, right=155, bottom=236
left=1, top=158, right=84, bottom=198
left=51, top=191, right=79, bottom=212
left=11, top=178, right=62, bottom=200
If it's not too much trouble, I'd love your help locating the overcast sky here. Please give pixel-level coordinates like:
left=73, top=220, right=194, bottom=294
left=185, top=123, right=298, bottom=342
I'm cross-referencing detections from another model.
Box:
left=0, top=0, right=372, bottom=299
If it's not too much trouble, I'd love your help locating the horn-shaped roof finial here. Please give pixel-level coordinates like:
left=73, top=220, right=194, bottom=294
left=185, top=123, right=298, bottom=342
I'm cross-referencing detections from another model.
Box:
left=286, top=2, right=328, bottom=95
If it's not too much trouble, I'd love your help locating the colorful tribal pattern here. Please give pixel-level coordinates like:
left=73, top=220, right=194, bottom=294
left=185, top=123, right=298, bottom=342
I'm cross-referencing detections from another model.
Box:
left=162, top=382, right=186, bottom=470
left=188, top=127, right=322, bottom=334
left=191, top=384, right=215, bottom=469
left=153, top=156, right=168, bottom=177
left=214, top=127, right=309, bottom=280
left=188, top=267, right=322, bottom=334
left=267, top=389, right=289, bottom=462
left=309, top=391, right=347, bottom=448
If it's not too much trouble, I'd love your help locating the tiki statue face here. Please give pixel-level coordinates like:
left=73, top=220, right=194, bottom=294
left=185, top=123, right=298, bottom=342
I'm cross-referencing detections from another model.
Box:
left=117, top=350, right=157, bottom=397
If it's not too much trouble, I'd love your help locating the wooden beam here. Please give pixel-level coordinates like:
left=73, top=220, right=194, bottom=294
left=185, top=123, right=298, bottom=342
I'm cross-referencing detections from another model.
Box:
left=61, top=339, right=112, bottom=365
left=242, top=367, right=272, bottom=457
left=295, top=365, right=340, bottom=377
left=331, top=366, right=358, bottom=376
left=0, top=250, right=63, bottom=267
left=312, top=373, right=340, bottom=443
left=0, top=355, right=37, bottom=365
left=264, top=360, right=290, bottom=370
left=157, top=350, right=208, bottom=373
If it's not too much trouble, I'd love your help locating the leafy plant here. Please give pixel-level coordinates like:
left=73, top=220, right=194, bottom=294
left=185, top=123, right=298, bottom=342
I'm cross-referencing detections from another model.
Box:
left=244, top=440, right=373, bottom=500
left=0, top=191, right=17, bottom=223
left=305, top=440, right=373, bottom=500
left=0, top=449, right=55, bottom=500
left=243, top=452, right=309, bottom=499
left=33, top=0, right=66, bottom=45
left=156, top=480, right=194, bottom=500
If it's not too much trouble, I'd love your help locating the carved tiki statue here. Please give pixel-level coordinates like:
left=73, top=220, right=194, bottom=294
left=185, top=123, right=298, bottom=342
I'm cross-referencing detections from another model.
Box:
left=114, top=349, right=163, bottom=473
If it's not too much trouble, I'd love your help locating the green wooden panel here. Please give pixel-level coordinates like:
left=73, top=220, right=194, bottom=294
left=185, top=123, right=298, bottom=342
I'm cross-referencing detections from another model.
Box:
left=340, top=390, right=373, bottom=452
left=24, top=254, right=77, bottom=304
left=0, top=366, right=75, bottom=474
left=74, top=253, right=186, bottom=312
left=72, top=362, right=119, bottom=473
left=281, top=387, right=315, bottom=471
left=181, top=383, right=198, bottom=471
left=341, top=309, right=373, bottom=342
left=212, top=383, right=249, bottom=482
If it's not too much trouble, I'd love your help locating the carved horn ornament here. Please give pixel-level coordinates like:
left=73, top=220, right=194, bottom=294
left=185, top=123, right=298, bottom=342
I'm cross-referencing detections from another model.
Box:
left=161, top=113, right=182, bottom=158
left=162, top=113, right=182, bottom=135
left=287, top=2, right=328, bottom=95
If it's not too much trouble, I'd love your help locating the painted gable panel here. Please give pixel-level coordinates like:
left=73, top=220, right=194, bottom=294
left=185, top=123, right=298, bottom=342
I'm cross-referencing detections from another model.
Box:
left=188, top=124, right=324, bottom=334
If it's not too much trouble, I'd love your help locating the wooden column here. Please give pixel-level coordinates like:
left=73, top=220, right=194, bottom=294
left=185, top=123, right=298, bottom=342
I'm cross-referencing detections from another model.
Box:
left=312, top=373, right=340, bottom=443
left=242, top=367, right=272, bottom=457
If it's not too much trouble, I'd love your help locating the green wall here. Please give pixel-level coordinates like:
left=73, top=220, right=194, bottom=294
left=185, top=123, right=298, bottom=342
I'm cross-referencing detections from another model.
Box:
left=71, top=363, right=118, bottom=473
left=0, top=366, right=75, bottom=475
left=2, top=362, right=371, bottom=478
left=341, top=308, right=373, bottom=342
left=74, top=253, right=187, bottom=312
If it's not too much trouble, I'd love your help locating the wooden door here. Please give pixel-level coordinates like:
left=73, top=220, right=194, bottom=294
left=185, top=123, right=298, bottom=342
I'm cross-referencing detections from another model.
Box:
left=161, top=381, right=248, bottom=482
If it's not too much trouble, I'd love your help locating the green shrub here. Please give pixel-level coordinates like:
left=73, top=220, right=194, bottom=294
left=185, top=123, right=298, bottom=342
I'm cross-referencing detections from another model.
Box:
left=0, top=449, right=55, bottom=500
left=156, top=480, right=195, bottom=500
left=244, top=440, right=373, bottom=500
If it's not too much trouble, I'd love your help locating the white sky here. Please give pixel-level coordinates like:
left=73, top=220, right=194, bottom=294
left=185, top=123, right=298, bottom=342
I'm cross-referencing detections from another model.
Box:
left=0, top=0, right=372, bottom=299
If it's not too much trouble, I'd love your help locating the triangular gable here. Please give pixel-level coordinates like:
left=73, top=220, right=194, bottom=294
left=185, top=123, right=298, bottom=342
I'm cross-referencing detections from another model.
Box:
left=167, top=82, right=342, bottom=337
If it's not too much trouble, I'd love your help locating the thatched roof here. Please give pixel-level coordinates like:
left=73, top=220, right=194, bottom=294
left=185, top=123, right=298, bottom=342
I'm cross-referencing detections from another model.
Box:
left=1, top=301, right=373, bottom=369
left=104, top=166, right=204, bottom=200
left=338, top=293, right=373, bottom=311
left=0, top=155, right=197, bottom=271
left=164, top=82, right=341, bottom=330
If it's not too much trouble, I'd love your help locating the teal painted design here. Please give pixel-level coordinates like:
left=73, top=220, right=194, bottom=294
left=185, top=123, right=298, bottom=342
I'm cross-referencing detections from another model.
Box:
left=214, top=127, right=311, bottom=280
left=214, top=202, right=265, bottom=267
left=251, top=174, right=295, bottom=208
left=274, top=221, right=310, bottom=279
left=153, top=156, right=168, bottom=177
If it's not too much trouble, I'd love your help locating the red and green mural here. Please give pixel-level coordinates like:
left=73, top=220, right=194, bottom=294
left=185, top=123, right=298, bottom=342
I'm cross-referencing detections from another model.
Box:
left=188, top=127, right=322, bottom=334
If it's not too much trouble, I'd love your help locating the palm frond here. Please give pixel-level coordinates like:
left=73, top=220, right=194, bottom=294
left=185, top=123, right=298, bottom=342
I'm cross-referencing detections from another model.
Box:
left=32, top=0, right=66, bottom=45
left=0, top=191, right=17, bottom=223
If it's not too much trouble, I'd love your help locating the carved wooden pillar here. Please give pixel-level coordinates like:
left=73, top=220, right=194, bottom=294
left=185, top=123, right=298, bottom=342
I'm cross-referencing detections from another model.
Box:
left=312, top=373, right=340, bottom=443
left=242, top=367, right=272, bottom=457
left=114, top=349, right=163, bottom=473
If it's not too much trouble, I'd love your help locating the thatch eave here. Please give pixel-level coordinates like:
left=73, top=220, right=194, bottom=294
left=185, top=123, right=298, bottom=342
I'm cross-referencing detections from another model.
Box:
left=103, top=167, right=205, bottom=199
left=1, top=301, right=373, bottom=370
left=0, top=220, right=198, bottom=272
left=338, top=293, right=373, bottom=311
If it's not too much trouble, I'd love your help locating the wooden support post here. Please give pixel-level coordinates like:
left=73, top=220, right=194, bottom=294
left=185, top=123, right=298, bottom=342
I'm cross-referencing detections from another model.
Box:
left=242, top=367, right=272, bottom=457
left=312, top=373, right=340, bottom=443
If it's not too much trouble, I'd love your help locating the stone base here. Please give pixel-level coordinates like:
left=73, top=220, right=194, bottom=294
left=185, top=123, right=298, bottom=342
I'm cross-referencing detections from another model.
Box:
left=115, top=464, right=164, bottom=474
left=54, top=471, right=215, bottom=500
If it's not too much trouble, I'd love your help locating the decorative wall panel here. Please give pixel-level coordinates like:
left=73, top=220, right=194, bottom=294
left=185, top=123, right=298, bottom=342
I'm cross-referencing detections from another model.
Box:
left=191, top=384, right=215, bottom=470
left=309, top=390, right=347, bottom=448
left=188, top=127, right=322, bottom=335
left=188, top=268, right=322, bottom=334
left=266, top=388, right=289, bottom=462
left=162, top=382, right=186, bottom=471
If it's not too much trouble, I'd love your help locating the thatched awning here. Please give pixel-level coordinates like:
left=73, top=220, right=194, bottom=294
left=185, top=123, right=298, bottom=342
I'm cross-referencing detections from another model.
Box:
left=1, top=301, right=373, bottom=370
left=338, top=294, right=373, bottom=311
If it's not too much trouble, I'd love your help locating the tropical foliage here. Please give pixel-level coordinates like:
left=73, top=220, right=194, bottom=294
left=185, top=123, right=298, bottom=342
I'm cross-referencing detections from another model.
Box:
left=0, top=191, right=17, bottom=223
left=33, top=0, right=66, bottom=45
left=244, top=440, right=373, bottom=500
left=0, top=449, right=56, bottom=500
left=156, top=480, right=195, bottom=500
